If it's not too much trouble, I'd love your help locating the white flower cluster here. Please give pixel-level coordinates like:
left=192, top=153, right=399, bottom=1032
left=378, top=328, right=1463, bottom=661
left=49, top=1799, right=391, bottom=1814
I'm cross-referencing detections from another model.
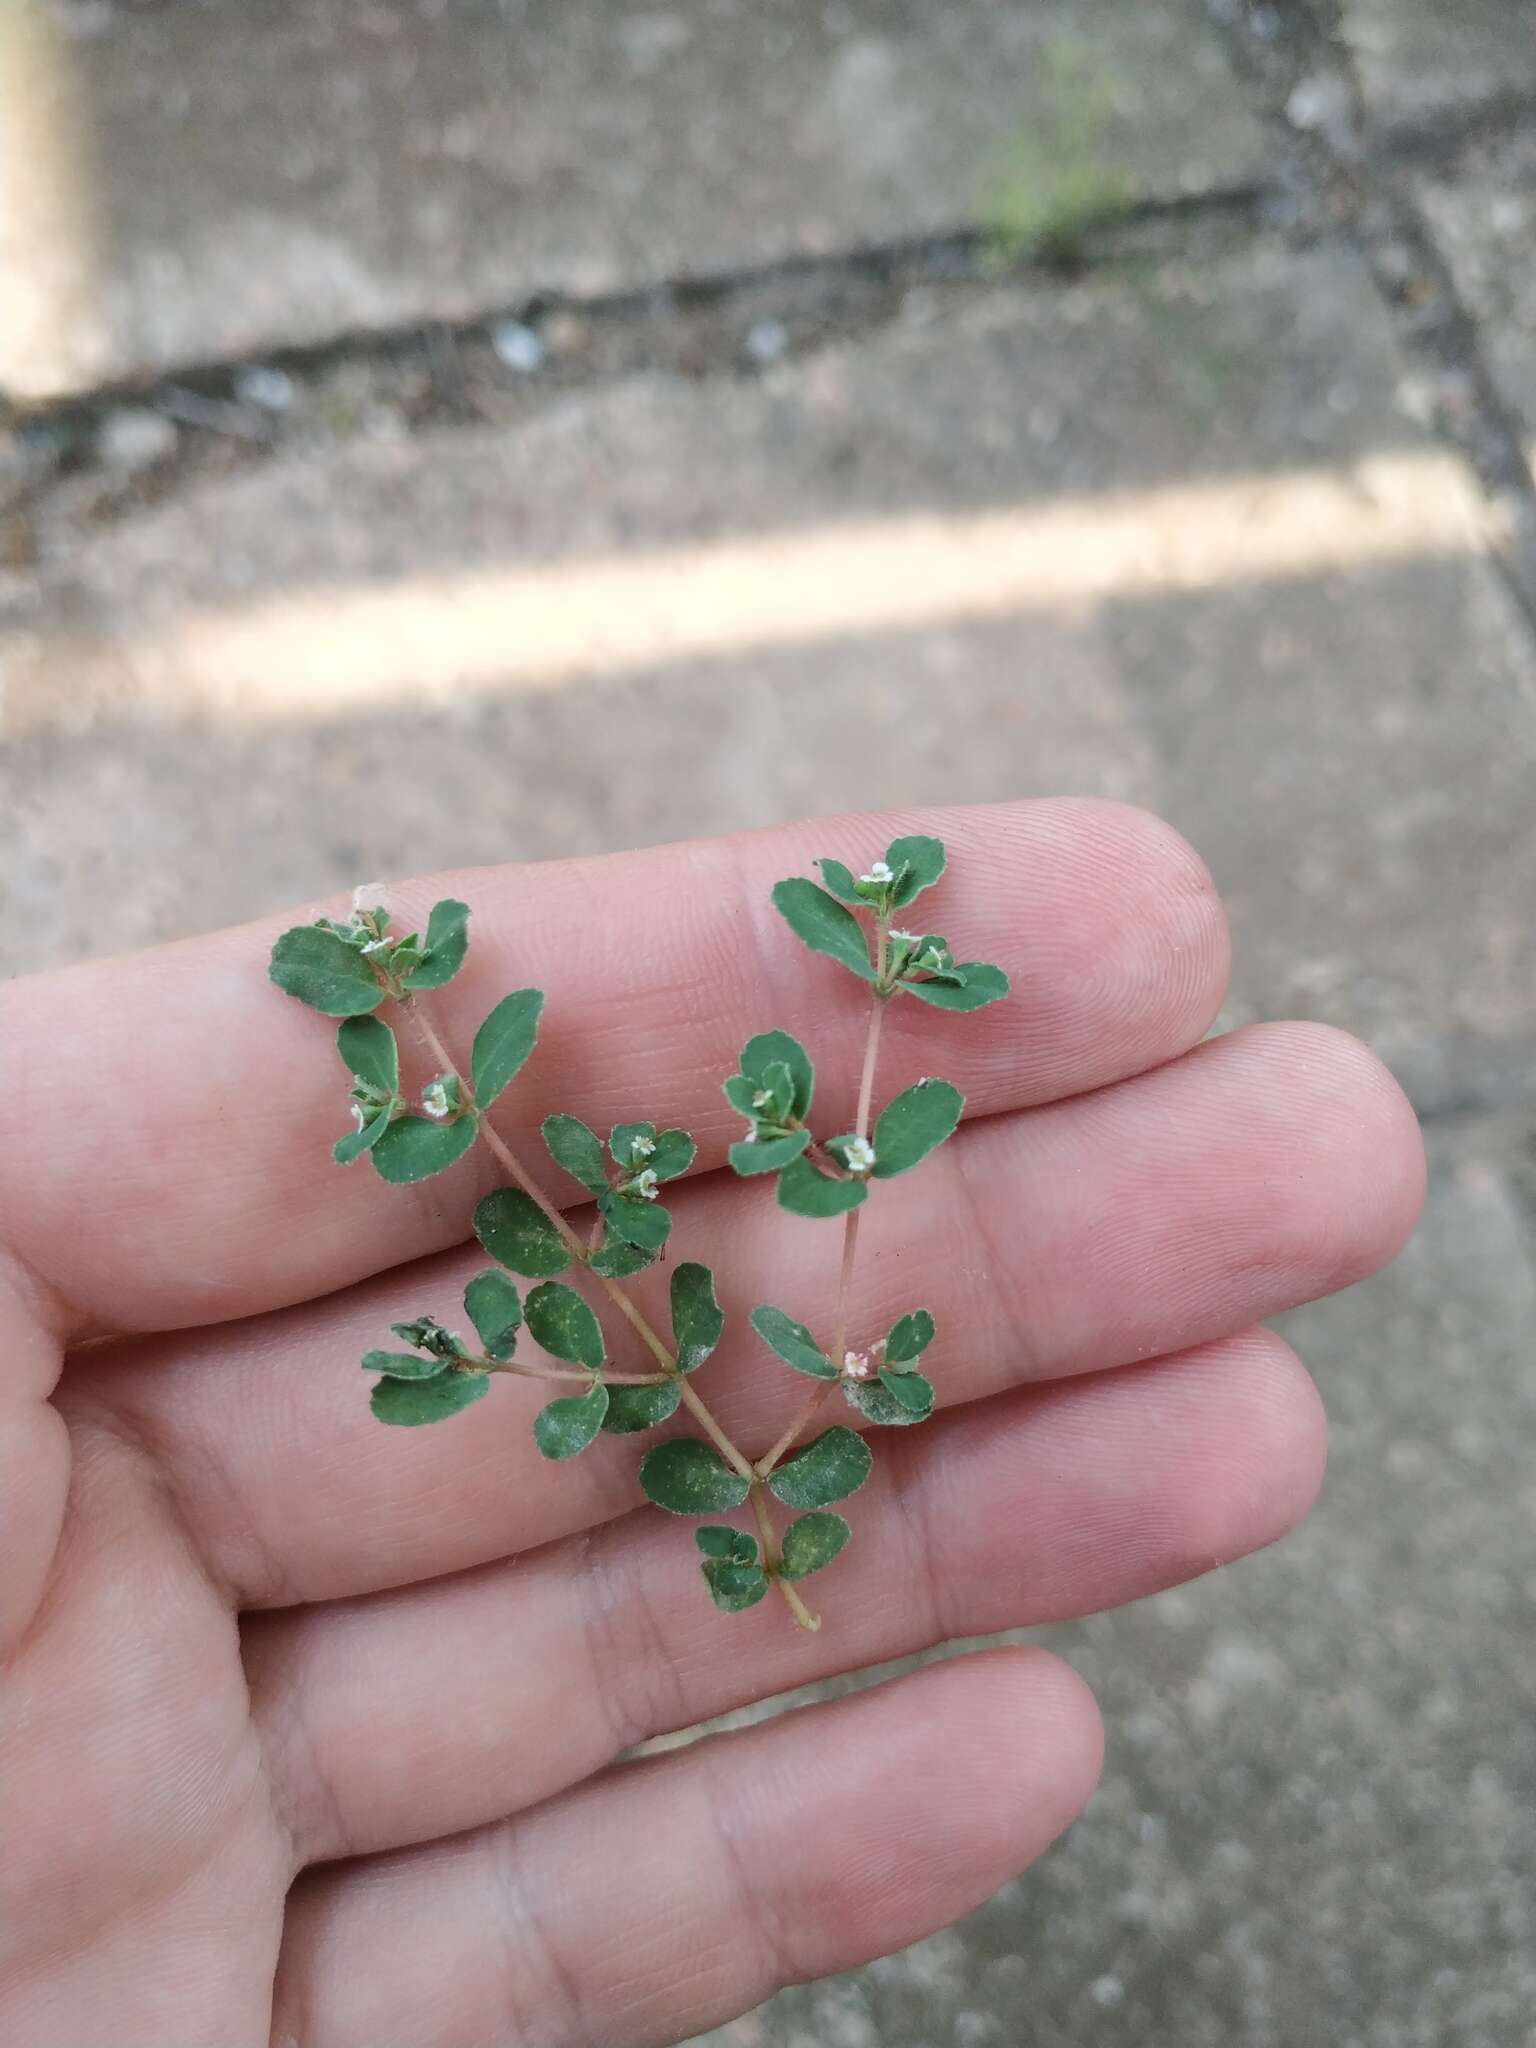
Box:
left=842, top=1135, right=876, bottom=1173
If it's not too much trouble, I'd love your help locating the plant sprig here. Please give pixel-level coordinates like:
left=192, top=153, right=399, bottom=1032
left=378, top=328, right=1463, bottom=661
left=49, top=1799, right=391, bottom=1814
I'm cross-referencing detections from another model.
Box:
left=268, top=838, right=1008, bottom=1630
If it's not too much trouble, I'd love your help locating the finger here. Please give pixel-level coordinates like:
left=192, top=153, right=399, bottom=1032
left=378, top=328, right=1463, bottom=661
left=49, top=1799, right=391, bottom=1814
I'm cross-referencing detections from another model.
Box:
left=270, top=1647, right=1101, bottom=2048
left=91, top=1020, right=1418, bottom=1608
left=247, top=1328, right=1321, bottom=1869
left=1, top=799, right=1226, bottom=1338
left=0, top=1263, right=70, bottom=1657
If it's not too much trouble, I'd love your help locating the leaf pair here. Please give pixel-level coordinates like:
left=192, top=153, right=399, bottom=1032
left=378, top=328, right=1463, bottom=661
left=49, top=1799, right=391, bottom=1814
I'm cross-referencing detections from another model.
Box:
left=271, top=896, right=470, bottom=1015
left=751, top=1303, right=938, bottom=1426
left=693, top=1513, right=850, bottom=1611
left=772, top=836, right=1010, bottom=1011
left=640, top=1425, right=872, bottom=1516
left=540, top=1112, right=697, bottom=1262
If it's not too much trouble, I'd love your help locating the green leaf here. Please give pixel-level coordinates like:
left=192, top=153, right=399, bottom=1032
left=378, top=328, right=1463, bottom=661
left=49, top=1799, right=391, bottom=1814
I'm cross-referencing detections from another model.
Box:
left=463, top=1270, right=522, bottom=1360
left=736, top=1030, right=816, bottom=1120
left=776, top=1155, right=868, bottom=1218
left=524, top=1281, right=605, bottom=1371
left=872, top=1079, right=964, bottom=1178
left=885, top=1309, right=935, bottom=1366
left=371, top=1113, right=479, bottom=1183
left=602, top=1379, right=682, bottom=1433
left=473, top=1188, right=572, bottom=1276
left=770, top=879, right=879, bottom=983
left=649, top=1129, right=697, bottom=1182
left=390, top=1315, right=464, bottom=1359
left=541, top=1113, right=609, bottom=1193
left=610, top=1122, right=658, bottom=1170
left=337, top=1015, right=399, bottom=1094
left=269, top=926, right=384, bottom=1016
left=598, top=1189, right=672, bottom=1252
left=701, top=1559, right=769, bottom=1612
left=361, top=1348, right=448, bottom=1380
left=402, top=899, right=470, bottom=991
left=749, top=1304, right=837, bottom=1379
left=640, top=1437, right=752, bottom=1516
left=846, top=1373, right=935, bottom=1426
left=884, top=834, right=946, bottom=907
left=768, top=1426, right=873, bottom=1509
left=370, top=1369, right=490, bottom=1425
left=723, top=1073, right=762, bottom=1119
left=470, top=989, right=544, bottom=1108
left=589, top=1232, right=657, bottom=1279
left=779, top=1511, right=852, bottom=1580
left=671, top=1262, right=725, bottom=1374
left=814, top=858, right=864, bottom=906
left=533, top=1380, right=609, bottom=1459
left=898, top=962, right=1011, bottom=1012
left=880, top=1368, right=935, bottom=1416
left=695, top=1526, right=758, bottom=1564
left=333, top=1103, right=394, bottom=1164
left=729, top=1129, right=810, bottom=1177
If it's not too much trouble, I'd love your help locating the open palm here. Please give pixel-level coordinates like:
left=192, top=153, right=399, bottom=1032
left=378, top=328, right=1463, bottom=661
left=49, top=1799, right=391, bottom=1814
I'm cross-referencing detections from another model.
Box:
left=0, top=801, right=1423, bottom=2047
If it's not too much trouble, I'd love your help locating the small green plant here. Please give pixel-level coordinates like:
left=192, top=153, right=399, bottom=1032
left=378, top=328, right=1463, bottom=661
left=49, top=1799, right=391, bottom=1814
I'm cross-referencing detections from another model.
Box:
left=269, top=840, right=1007, bottom=1630
left=981, top=38, right=1135, bottom=267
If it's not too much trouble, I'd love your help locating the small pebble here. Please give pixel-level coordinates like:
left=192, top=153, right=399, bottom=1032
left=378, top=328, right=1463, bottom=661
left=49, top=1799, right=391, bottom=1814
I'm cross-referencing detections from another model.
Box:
left=234, top=366, right=296, bottom=412
left=97, top=408, right=178, bottom=472
left=491, top=321, right=546, bottom=374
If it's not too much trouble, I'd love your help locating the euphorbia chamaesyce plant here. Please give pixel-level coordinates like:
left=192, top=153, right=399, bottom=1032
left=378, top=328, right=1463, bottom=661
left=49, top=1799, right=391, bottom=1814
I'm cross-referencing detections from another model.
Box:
left=269, top=838, right=1007, bottom=1630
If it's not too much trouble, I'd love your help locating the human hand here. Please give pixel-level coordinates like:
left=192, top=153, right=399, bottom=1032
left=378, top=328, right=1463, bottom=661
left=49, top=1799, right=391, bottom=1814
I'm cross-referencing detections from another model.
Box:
left=0, top=801, right=1424, bottom=2047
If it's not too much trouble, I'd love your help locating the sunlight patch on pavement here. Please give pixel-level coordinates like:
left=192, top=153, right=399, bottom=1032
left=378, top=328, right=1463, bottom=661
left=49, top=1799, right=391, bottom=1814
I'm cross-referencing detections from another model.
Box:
left=0, top=3, right=111, bottom=399
left=2, top=448, right=1494, bottom=733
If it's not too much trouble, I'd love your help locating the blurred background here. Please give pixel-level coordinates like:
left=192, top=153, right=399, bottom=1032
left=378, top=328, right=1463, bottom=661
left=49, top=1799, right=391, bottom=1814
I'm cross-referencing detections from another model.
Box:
left=3, top=1, right=1535, bottom=2040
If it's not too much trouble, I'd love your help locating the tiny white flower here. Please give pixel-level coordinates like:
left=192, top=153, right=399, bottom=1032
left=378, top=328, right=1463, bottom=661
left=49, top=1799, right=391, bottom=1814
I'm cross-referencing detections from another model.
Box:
left=633, top=1167, right=660, bottom=1199
left=421, top=1080, right=452, bottom=1120
left=843, top=1349, right=877, bottom=1380
left=628, top=1133, right=656, bottom=1161
left=889, top=928, right=919, bottom=945
left=360, top=935, right=392, bottom=955
left=741, top=1126, right=759, bottom=1143
left=352, top=881, right=391, bottom=917
left=859, top=859, right=895, bottom=886
left=751, top=1088, right=773, bottom=1110
left=843, top=1135, right=876, bottom=1173
left=350, top=1103, right=366, bottom=1129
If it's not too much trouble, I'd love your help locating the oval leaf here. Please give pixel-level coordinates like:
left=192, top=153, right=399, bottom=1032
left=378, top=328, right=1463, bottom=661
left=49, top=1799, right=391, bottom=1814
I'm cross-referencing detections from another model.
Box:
left=602, top=1379, right=682, bottom=1434
left=524, top=1281, right=605, bottom=1371
left=814, top=858, right=863, bottom=906
left=599, top=1190, right=672, bottom=1252
left=336, top=1014, right=399, bottom=1093
left=370, top=1370, right=489, bottom=1425
left=739, top=1030, right=816, bottom=1120
left=701, top=1560, right=769, bottom=1612
left=768, top=1426, right=873, bottom=1510
left=884, top=834, right=946, bottom=907
left=640, top=1437, right=752, bottom=1516
left=463, top=1270, right=522, bottom=1360
left=729, top=1129, right=810, bottom=1177
left=470, top=988, right=545, bottom=1109
left=269, top=926, right=383, bottom=1016
left=749, top=1304, right=836, bottom=1379
left=649, top=1129, right=697, bottom=1182
left=880, top=1368, right=935, bottom=1416
left=402, top=898, right=470, bottom=991
left=671, top=1262, right=725, bottom=1374
left=846, top=1374, right=935, bottom=1427
left=779, top=1511, right=852, bottom=1580
left=542, top=1113, right=609, bottom=1193
left=884, top=1309, right=935, bottom=1366
left=371, top=1113, right=479, bottom=1184
left=534, top=1380, right=609, bottom=1459
left=871, top=1079, right=964, bottom=1179
left=770, top=879, right=878, bottom=983
left=776, top=1155, right=868, bottom=1218
left=474, top=1188, right=572, bottom=1277
left=898, top=962, right=1010, bottom=1012
left=333, top=1103, right=394, bottom=1164
left=589, top=1232, right=657, bottom=1279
